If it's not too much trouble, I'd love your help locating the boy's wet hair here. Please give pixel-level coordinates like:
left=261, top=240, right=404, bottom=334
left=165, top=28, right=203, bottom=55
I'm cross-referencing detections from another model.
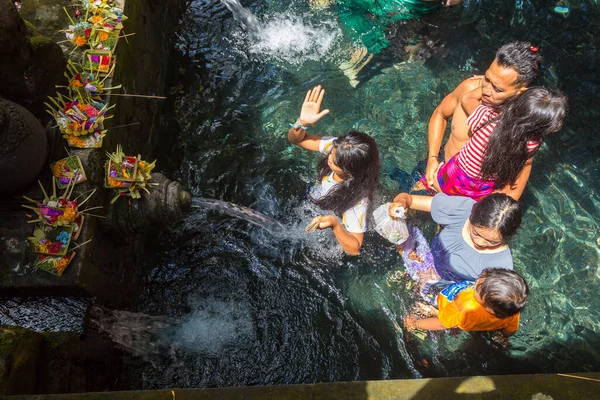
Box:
left=476, top=268, right=529, bottom=319
left=470, top=193, right=522, bottom=241
left=495, top=41, right=543, bottom=86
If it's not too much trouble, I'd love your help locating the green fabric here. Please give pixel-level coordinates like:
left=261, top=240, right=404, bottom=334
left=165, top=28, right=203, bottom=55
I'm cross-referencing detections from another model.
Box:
left=337, top=0, right=441, bottom=53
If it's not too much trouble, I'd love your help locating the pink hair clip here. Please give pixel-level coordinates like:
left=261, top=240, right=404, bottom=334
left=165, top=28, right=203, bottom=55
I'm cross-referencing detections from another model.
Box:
left=530, top=46, right=539, bottom=52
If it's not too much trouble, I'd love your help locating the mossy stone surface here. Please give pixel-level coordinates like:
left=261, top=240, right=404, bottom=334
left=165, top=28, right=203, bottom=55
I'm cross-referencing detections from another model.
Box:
left=0, top=327, right=42, bottom=395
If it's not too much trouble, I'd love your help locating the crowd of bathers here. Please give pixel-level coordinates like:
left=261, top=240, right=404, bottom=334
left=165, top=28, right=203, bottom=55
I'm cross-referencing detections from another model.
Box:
left=287, top=41, right=568, bottom=340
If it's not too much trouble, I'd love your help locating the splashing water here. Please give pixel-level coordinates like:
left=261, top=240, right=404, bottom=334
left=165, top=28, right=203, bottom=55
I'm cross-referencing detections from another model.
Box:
left=220, top=0, right=260, bottom=31
left=90, top=306, right=179, bottom=364
left=247, top=14, right=342, bottom=64
left=191, top=197, right=285, bottom=233
left=90, top=300, right=255, bottom=365
left=221, top=0, right=343, bottom=65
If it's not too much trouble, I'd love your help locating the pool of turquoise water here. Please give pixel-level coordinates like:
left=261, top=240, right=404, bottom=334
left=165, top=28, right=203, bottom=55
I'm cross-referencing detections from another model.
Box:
left=120, top=0, right=600, bottom=388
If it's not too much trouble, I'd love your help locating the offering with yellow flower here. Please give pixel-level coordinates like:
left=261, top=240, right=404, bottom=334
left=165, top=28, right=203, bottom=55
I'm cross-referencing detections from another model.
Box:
left=35, top=252, right=77, bottom=277
left=105, top=145, right=158, bottom=203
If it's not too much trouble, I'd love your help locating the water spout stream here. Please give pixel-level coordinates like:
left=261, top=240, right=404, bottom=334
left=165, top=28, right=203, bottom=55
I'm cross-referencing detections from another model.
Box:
left=191, top=197, right=285, bottom=233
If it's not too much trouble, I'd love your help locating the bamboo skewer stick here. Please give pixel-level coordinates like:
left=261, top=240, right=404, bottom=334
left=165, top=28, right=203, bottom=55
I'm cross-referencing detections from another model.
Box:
left=108, top=94, right=167, bottom=99
left=557, top=373, right=600, bottom=383
left=108, top=122, right=141, bottom=130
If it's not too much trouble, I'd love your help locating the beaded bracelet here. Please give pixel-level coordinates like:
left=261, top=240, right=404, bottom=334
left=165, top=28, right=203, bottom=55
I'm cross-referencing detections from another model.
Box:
left=289, top=120, right=309, bottom=130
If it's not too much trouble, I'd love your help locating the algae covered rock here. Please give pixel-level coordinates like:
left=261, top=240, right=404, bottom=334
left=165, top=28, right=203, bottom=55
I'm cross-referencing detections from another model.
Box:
left=0, top=0, right=66, bottom=107
left=0, top=326, right=42, bottom=395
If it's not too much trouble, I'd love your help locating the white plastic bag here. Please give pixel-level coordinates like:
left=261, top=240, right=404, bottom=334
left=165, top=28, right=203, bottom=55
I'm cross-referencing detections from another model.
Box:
left=373, top=203, right=409, bottom=245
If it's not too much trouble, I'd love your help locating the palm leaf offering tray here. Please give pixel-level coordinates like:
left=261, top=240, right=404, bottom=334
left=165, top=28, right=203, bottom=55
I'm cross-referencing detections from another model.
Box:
left=35, top=252, right=77, bottom=277
left=51, top=155, right=87, bottom=189
left=105, top=145, right=157, bottom=203
left=28, top=225, right=74, bottom=257
left=23, top=180, right=100, bottom=276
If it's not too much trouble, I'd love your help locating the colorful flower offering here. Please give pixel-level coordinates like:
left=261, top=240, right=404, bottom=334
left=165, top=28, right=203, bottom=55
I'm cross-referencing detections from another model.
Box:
left=61, top=61, right=122, bottom=97
left=24, top=180, right=100, bottom=275
left=51, top=155, right=87, bottom=189
left=105, top=145, right=157, bottom=203
left=35, top=252, right=77, bottom=276
left=63, top=21, right=92, bottom=47
left=83, top=50, right=115, bottom=76
left=45, top=92, right=113, bottom=148
left=22, top=180, right=99, bottom=229
left=28, top=225, right=74, bottom=257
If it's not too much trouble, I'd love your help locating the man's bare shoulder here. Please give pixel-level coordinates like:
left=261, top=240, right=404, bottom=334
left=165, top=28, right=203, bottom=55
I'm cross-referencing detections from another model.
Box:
left=451, top=77, right=482, bottom=98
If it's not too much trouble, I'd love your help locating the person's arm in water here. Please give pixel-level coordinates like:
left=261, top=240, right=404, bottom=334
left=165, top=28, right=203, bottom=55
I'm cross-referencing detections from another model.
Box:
left=288, top=85, right=330, bottom=152
left=460, top=86, right=483, bottom=116
left=425, top=78, right=481, bottom=186
left=388, top=193, right=433, bottom=216
left=494, top=159, right=533, bottom=200
left=310, top=215, right=363, bottom=256
left=404, top=315, right=446, bottom=331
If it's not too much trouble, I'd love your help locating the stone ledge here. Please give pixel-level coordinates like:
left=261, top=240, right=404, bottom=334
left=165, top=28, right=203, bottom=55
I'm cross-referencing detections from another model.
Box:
left=4, top=373, right=600, bottom=400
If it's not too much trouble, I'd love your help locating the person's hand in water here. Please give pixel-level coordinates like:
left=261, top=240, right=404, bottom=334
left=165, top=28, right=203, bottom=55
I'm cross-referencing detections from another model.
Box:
left=305, top=215, right=337, bottom=232
left=298, top=85, right=330, bottom=127
left=404, top=315, right=419, bottom=332
left=388, top=193, right=412, bottom=217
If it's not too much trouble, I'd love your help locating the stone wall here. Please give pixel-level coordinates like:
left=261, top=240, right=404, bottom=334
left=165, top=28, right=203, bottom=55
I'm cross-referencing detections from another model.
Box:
left=105, top=0, right=183, bottom=159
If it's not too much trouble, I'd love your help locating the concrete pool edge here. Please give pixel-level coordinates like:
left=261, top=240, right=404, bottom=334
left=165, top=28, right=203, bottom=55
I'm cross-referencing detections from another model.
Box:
left=4, top=372, right=600, bottom=399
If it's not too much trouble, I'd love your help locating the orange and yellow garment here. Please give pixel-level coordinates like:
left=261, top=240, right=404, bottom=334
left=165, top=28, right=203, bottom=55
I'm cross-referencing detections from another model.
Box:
left=437, top=281, right=520, bottom=332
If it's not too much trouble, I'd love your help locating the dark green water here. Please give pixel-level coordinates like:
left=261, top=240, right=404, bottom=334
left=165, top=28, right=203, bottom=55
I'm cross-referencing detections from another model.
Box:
left=120, top=0, right=600, bottom=389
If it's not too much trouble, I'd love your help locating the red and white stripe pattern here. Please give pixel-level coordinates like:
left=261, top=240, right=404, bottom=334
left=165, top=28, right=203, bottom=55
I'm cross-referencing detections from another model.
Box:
left=457, top=105, right=540, bottom=179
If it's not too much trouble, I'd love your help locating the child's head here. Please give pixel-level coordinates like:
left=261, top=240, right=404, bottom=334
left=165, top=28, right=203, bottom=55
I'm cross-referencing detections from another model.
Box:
left=500, top=87, right=568, bottom=139
left=314, top=131, right=380, bottom=216
left=474, top=268, right=529, bottom=319
left=326, top=131, right=380, bottom=179
left=480, top=87, right=568, bottom=186
left=468, top=193, right=522, bottom=249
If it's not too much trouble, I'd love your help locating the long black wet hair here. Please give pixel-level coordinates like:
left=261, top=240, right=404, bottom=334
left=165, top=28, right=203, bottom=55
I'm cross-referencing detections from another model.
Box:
left=310, top=131, right=380, bottom=216
left=470, top=193, right=522, bottom=242
left=479, top=87, right=568, bottom=188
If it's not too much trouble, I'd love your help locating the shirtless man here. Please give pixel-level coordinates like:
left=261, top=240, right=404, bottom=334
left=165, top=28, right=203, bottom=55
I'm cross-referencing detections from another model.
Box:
left=424, top=41, right=543, bottom=188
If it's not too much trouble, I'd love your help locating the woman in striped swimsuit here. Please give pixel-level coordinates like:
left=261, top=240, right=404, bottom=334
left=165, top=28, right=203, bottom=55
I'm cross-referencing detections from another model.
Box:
left=430, top=86, right=568, bottom=201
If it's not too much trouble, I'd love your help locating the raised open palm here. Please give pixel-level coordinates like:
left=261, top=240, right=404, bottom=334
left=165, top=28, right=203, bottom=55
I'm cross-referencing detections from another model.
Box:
left=299, top=85, right=330, bottom=126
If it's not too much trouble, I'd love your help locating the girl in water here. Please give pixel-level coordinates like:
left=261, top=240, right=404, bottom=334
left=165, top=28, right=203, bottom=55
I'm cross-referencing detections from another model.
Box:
left=288, top=86, right=380, bottom=256
left=389, top=192, right=522, bottom=297
left=431, top=86, right=568, bottom=201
